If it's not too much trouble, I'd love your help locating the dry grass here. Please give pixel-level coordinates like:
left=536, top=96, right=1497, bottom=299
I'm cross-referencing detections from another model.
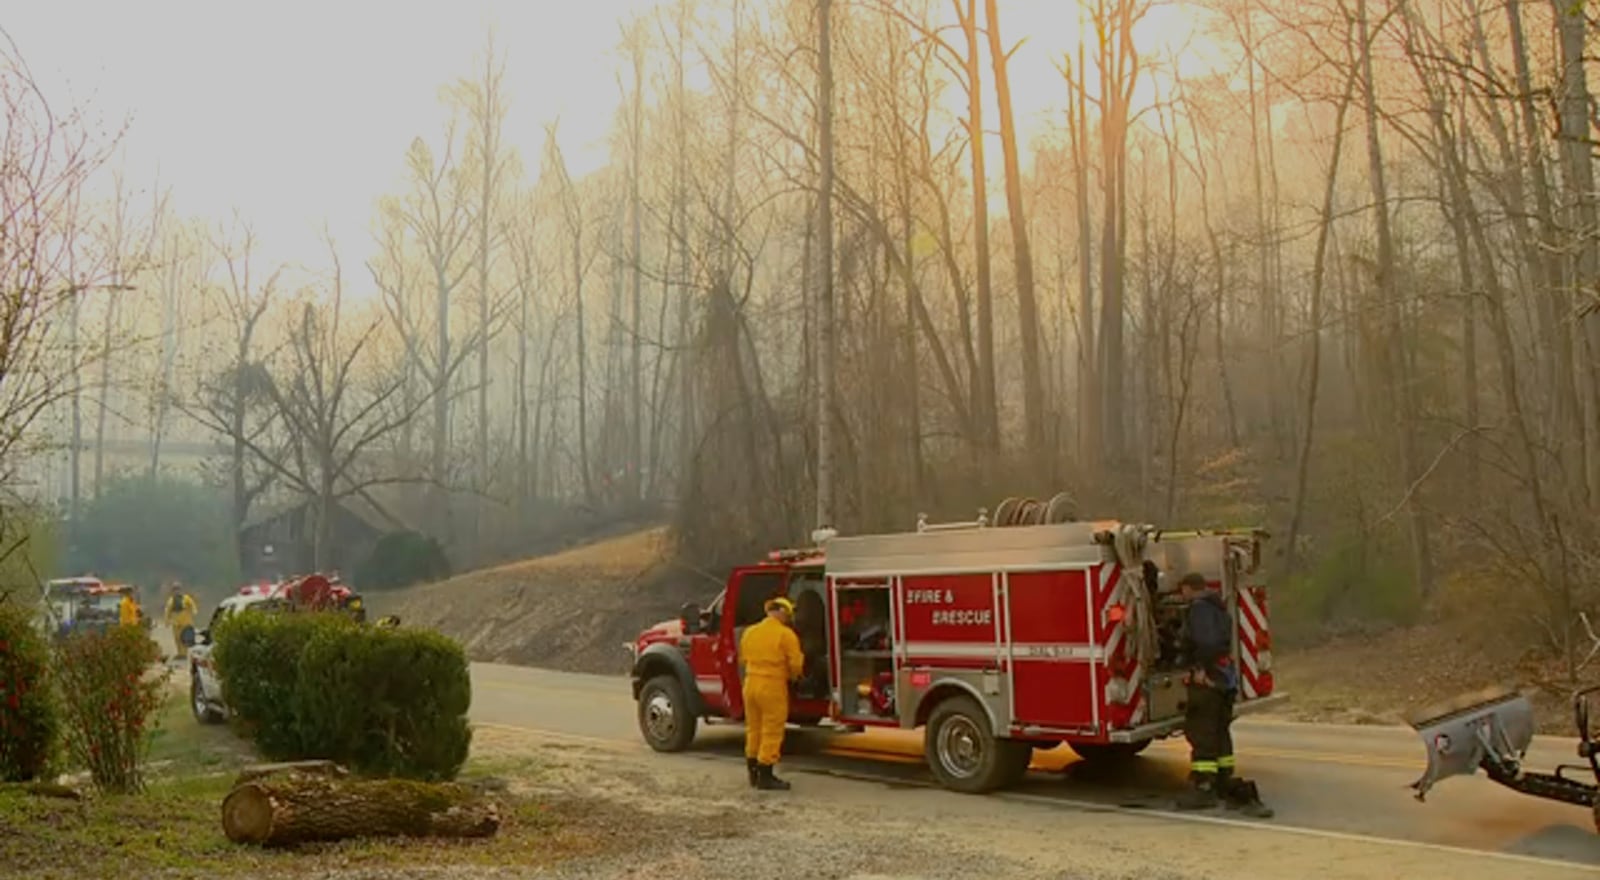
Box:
left=1270, top=621, right=1574, bottom=734
left=380, top=527, right=707, bottom=674
left=0, top=696, right=649, bottom=879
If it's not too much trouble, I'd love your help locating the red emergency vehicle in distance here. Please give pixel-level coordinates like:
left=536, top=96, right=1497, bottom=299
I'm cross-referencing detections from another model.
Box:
left=626, top=512, right=1284, bottom=794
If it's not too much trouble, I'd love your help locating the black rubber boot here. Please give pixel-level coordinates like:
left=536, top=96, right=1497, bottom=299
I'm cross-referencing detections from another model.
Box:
left=746, top=758, right=759, bottom=788
left=1223, top=777, right=1275, bottom=818
left=1174, top=773, right=1219, bottom=810
left=756, top=763, right=791, bottom=791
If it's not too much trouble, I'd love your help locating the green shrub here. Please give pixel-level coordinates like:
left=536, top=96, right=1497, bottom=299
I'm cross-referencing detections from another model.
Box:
left=55, top=626, right=168, bottom=793
left=355, top=530, right=451, bottom=591
left=211, top=610, right=355, bottom=758
left=293, top=625, right=471, bottom=780
left=1273, top=531, right=1420, bottom=645
left=214, top=612, right=471, bottom=780
left=0, top=603, right=59, bottom=782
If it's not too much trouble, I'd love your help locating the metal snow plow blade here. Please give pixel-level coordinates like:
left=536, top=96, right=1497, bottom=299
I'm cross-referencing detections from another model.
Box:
left=1404, top=685, right=1534, bottom=801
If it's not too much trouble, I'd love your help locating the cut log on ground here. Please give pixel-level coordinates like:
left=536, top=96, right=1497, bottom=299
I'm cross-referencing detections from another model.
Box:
left=221, top=773, right=501, bottom=846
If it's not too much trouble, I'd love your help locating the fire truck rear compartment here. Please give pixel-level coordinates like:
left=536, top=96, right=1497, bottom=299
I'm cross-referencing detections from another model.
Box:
left=836, top=582, right=896, bottom=721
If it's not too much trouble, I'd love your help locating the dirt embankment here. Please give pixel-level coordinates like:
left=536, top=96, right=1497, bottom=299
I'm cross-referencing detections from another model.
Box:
left=377, top=528, right=715, bottom=675
left=1274, top=623, right=1578, bottom=735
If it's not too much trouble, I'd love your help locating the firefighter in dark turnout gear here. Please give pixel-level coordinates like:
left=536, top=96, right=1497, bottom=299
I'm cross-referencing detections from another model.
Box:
left=1175, top=572, right=1272, bottom=817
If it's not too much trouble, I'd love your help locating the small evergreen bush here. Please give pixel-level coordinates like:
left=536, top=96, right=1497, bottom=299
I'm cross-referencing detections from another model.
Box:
left=213, top=611, right=471, bottom=780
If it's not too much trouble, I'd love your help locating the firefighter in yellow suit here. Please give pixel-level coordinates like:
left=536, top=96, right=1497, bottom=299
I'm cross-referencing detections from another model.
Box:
left=739, top=596, right=803, bottom=791
left=117, top=590, right=140, bottom=627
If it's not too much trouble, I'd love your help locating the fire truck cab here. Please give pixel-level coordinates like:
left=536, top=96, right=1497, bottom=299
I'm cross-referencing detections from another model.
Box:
left=627, top=516, right=1284, bottom=793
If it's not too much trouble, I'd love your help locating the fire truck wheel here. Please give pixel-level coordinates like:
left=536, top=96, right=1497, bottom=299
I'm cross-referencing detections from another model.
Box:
left=925, top=695, right=1012, bottom=793
left=638, top=674, right=697, bottom=752
left=1069, top=740, right=1151, bottom=763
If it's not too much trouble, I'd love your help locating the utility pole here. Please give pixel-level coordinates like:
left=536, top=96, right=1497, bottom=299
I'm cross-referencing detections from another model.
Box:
left=815, top=0, right=836, bottom=538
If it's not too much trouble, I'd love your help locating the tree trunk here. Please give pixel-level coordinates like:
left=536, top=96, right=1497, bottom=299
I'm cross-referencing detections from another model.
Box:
left=896, top=121, right=924, bottom=503
left=670, top=0, right=693, bottom=496
left=432, top=264, right=452, bottom=535
left=1506, top=0, right=1580, bottom=491
left=630, top=38, right=646, bottom=504
left=961, top=0, right=998, bottom=452
left=1357, top=0, right=1434, bottom=598
left=1069, top=37, right=1097, bottom=469
left=151, top=245, right=180, bottom=478
left=1286, top=67, right=1354, bottom=576
left=816, top=0, right=837, bottom=531
left=516, top=273, right=530, bottom=516
left=1552, top=0, right=1600, bottom=504
left=574, top=232, right=593, bottom=505
left=221, top=775, right=500, bottom=846
left=984, top=0, right=1044, bottom=467
left=93, top=283, right=118, bottom=496
left=68, top=287, right=82, bottom=547
left=1096, top=0, right=1137, bottom=464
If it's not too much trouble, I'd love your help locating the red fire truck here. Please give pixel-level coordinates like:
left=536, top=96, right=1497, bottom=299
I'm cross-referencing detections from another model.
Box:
left=626, top=512, right=1285, bottom=793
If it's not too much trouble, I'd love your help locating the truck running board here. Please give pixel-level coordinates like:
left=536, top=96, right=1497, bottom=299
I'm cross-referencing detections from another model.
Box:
left=1405, top=685, right=1535, bottom=801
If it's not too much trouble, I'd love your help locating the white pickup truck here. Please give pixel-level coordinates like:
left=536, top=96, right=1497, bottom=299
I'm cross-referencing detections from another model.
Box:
left=187, top=591, right=271, bottom=724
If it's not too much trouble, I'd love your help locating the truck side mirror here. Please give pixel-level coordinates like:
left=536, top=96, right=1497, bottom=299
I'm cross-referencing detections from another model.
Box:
left=680, top=602, right=702, bottom=634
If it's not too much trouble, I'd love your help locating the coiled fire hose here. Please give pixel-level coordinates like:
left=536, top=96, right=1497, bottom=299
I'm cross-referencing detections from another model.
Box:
left=1111, top=524, right=1158, bottom=689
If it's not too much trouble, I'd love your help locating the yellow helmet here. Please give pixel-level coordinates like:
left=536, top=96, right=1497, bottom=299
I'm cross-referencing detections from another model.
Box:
left=765, top=596, right=795, bottom=614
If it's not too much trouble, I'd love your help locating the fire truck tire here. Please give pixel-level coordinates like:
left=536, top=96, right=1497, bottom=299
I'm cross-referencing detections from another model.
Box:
left=1069, top=740, right=1152, bottom=763
left=637, top=675, right=697, bottom=752
left=925, top=696, right=1015, bottom=793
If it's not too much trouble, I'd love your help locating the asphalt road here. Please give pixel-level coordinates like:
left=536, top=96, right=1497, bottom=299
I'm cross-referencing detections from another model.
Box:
left=469, top=662, right=1600, bottom=870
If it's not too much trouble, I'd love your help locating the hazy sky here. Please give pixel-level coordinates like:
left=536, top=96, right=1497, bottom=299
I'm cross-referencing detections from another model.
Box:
left=6, top=1, right=1200, bottom=278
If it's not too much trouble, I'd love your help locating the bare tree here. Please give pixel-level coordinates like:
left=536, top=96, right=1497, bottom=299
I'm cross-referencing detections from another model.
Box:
left=543, top=123, right=599, bottom=504
left=817, top=0, right=838, bottom=531
left=238, top=241, right=429, bottom=568
left=449, top=33, right=517, bottom=517
left=178, top=218, right=282, bottom=571
left=983, top=0, right=1045, bottom=467
left=0, top=32, right=122, bottom=500
left=373, top=125, right=477, bottom=536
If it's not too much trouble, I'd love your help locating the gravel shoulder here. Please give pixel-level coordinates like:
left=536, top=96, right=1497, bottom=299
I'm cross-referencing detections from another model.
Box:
left=464, top=726, right=1597, bottom=880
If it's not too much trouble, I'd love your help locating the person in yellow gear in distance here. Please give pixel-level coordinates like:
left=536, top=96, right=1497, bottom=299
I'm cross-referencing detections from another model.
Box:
left=118, top=589, right=140, bottom=628
left=739, top=596, right=803, bottom=790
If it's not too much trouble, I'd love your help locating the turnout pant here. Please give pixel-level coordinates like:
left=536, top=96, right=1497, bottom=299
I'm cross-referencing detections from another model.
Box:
left=743, top=677, right=789, bottom=767
left=1184, top=685, right=1235, bottom=780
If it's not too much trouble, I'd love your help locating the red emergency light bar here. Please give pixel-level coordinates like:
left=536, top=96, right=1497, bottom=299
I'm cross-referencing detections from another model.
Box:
left=766, top=547, right=823, bottom=564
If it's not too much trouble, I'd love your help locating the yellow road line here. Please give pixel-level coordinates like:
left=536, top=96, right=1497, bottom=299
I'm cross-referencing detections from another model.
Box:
left=471, top=684, right=1422, bottom=771
left=824, top=731, right=1422, bottom=772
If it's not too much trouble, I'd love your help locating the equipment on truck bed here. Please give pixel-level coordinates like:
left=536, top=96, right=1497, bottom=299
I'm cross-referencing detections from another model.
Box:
left=626, top=493, right=1287, bottom=794
left=1407, top=684, right=1600, bottom=831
